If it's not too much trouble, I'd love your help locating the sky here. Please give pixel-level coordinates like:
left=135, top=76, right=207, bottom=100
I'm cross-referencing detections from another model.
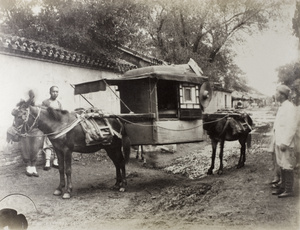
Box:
left=233, top=2, right=299, bottom=96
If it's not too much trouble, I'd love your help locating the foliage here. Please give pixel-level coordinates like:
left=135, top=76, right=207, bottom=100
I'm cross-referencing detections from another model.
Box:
left=275, top=1, right=299, bottom=90
left=0, top=0, right=285, bottom=92
left=142, top=0, right=282, bottom=88
left=277, top=62, right=300, bottom=88
left=293, top=0, right=300, bottom=39
left=0, top=0, right=149, bottom=57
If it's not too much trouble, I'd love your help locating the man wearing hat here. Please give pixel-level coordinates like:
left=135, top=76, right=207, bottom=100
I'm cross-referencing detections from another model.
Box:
left=270, top=84, right=297, bottom=198
left=292, top=79, right=300, bottom=168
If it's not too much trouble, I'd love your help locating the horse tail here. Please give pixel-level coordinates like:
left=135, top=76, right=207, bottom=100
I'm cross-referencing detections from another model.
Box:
left=121, top=127, right=131, bottom=164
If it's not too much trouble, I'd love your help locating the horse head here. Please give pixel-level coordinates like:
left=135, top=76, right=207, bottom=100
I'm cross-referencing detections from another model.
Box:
left=11, top=90, right=38, bottom=133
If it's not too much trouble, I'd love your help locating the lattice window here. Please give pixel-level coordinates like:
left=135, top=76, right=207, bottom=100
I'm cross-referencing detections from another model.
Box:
left=179, top=83, right=200, bottom=109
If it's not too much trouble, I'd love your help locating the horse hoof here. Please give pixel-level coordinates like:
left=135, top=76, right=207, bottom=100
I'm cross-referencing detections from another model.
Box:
left=236, top=164, right=244, bottom=169
left=207, top=170, right=213, bottom=175
left=217, top=170, right=223, bottom=175
left=111, top=185, right=120, bottom=191
left=119, top=187, right=126, bottom=192
left=53, top=189, right=62, bottom=196
left=62, top=193, right=71, bottom=199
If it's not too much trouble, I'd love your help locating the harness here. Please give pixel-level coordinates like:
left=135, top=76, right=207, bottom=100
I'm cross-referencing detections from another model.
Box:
left=203, top=110, right=252, bottom=138
left=16, top=107, right=122, bottom=145
left=15, top=107, right=41, bottom=137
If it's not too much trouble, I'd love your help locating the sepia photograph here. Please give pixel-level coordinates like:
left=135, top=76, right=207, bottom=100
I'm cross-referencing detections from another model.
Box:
left=0, top=0, right=299, bottom=229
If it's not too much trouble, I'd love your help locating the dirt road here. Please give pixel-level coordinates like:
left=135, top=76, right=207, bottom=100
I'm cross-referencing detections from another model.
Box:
left=0, top=107, right=299, bottom=230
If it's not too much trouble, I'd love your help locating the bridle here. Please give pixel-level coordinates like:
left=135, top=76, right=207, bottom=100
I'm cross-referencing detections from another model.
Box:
left=14, top=106, right=82, bottom=139
left=14, top=107, right=42, bottom=137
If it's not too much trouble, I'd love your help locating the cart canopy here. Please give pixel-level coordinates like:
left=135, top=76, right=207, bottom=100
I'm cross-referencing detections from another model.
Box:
left=74, top=64, right=208, bottom=95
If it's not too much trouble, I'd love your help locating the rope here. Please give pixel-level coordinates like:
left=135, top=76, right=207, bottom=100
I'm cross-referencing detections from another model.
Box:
left=22, top=113, right=228, bottom=133
left=112, top=113, right=229, bottom=132
left=18, top=108, right=80, bottom=138
left=103, top=79, right=133, bottom=113
left=17, top=100, right=230, bottom=136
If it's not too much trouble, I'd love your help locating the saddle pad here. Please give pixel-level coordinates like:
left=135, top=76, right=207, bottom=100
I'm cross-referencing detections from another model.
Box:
left=79, top=117, right=114, bottom=146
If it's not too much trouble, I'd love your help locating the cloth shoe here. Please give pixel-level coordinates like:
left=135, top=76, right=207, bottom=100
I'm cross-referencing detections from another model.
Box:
left=43, top=166, right=51, bottom=171
left=44, top=159, right=51, bottom=171
left=25, top=166, right=33, bottom=177
left=31, top=166, right=39, bottom=177
left=44, top=149, right=52, bottom=171
left=52, top=158, right=59, bottom=169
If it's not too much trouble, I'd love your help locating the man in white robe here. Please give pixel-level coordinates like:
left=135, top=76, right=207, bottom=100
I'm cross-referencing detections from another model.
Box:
left=271, top=85, right=297, bottom=198
left=292, top=79, right=300, bottom=168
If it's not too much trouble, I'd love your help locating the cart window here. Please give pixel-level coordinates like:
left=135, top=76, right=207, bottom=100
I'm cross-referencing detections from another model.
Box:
left=180, top=83, right=200, bottom=109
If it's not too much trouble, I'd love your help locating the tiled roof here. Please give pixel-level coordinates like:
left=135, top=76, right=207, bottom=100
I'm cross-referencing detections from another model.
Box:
left=117, top=45, right=167, bottom=66
left=0, top=33, right=137, bottom=73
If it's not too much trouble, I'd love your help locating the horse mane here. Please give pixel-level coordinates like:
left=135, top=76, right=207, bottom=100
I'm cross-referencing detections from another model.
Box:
left=16, top=100, right=26, bottom=107
left=16, top=98, right=35, bottom=108
left=47, top=107, right=69, bottom=121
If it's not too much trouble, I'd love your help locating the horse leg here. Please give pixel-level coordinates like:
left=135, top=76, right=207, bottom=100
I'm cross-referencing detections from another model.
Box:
left=135, top=146, right=139, bottom=159
left=30, top=149, right=39, bottom=177
left=106, top=146, right=127, bottom=192
left=207, top=139, right=218, bottom=175
left=141, top=145, right=147, bottom=166
left=136, top=145, right=146, bottom=165
left=53, top=149, right=65, bottom=197
left=119, top=163, right=127, bottom=192
left=117, top=146, right=128, bottom=192
left=20, top=137, right=33, bottom=176
left=112, top=163, right=122, bottom=190
left=217, top=140, right=225, bottom=175
left=62, top=149, right=73, bottom=199
left=237, top=137, right=246, bottom=168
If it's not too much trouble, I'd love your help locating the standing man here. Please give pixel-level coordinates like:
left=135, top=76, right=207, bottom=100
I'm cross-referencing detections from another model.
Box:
left=42, top=86, right=62, bottom=170
left=271, top=85, right=297, bottom=198
left=292, top=79, right=300, bottom=168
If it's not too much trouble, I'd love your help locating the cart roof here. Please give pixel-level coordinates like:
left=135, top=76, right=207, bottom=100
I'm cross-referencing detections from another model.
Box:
left=74, top=64, right=208, bottom=95
left=120, top=65, right=207, bottom=83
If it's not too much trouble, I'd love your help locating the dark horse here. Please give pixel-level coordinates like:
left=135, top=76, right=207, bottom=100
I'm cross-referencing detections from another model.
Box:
left=203, top=112, right=253, bottom=175
left=12, top=94, right=131, bottom=199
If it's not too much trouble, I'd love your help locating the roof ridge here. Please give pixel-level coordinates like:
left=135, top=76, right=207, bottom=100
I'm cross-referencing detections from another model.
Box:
left=0, top=33, right=137, bottom=73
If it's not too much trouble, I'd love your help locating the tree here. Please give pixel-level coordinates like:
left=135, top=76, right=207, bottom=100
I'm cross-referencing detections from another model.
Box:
left=141, top=0, right=283, bottom=89
left=277, top=2, right=300, bottom=89
left=277, top=62, right=300, bottom=88
left=0, top=0, right=150, bottom=57
left=293, top=0, right=300, bottom=40
left=0, top=0, right=284, bottom=91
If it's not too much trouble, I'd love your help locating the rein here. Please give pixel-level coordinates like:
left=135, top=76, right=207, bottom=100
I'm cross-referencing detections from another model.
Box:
left=18, top=107, right=81, bottom=139
left=47, top=117, right=81, bottom=139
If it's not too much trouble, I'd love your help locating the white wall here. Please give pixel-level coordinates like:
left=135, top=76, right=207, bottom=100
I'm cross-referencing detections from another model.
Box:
left=205, top=91, right=232, bottom=113
left=0, top=54, right=121, bottom=150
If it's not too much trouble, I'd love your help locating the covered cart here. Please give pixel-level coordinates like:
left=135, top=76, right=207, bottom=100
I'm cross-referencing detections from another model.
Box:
left=74, top=63, right=212, bottom=145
